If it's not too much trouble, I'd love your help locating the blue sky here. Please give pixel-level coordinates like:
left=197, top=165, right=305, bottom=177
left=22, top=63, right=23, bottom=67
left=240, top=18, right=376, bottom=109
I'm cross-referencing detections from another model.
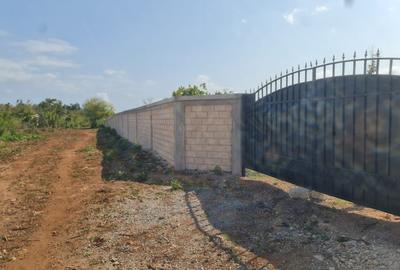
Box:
left=0, top=0, right=399, bottom=112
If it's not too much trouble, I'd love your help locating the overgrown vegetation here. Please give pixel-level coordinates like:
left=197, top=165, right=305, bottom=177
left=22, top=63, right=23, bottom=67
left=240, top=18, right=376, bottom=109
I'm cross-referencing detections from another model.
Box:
left=0, top=98, right=114, bottom=142
left=172, top=83, right=233, bottom=97
left=96, top=126, right=167, bottom=182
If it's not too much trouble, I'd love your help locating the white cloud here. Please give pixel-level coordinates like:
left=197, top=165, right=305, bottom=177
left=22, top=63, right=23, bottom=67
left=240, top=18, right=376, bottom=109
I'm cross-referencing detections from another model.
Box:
left=283, top=8, right=300, bottom=25
left=195, top=74, right=232, bottom=92
left=0, top=35, right=145, bottom=109
left=96, top=92, right=110, bottom=102
left=0, top=58, right=32, bottom=83
left=144, top=79, right=156, bottom=86
left=24, top=56, right=78, bottom=68
left=241, top=18, right=247, bottom=24
left=196, top=74, right=210, bottom=84
left=18, top=38, right=77, bottom=54
left=314, top=5, right=329, bottom=13
left=104, top=69, right=126, bottom=77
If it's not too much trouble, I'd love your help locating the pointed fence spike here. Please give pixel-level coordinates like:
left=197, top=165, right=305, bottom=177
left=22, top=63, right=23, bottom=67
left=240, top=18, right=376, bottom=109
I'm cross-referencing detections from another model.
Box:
left=353, top=51, right=357, bottom=59
left=342, top=53, right=345, bottom=60
left=323, top=57, right=326, bottom=64
left=316, top=60, right=318, bottom=66
left=310, top=61, right=313, bottom=67
left=377, top=48, right=380, bottom=57
left=305, top=62, right=308, bottom=68
left=365, top=50, right=368, bottom=58
left=292, top=66, right=294, bottom=72
left=333, top=55, right=336, bottom=61
left=298, top=64, right=300, bottom=70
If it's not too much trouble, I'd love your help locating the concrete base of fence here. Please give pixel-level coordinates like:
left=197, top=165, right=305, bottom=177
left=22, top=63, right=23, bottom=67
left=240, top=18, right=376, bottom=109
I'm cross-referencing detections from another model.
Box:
left=106, top=94, right=244, bottom=175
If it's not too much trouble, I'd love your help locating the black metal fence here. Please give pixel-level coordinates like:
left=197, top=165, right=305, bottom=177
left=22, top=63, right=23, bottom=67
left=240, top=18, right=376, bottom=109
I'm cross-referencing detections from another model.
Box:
left=243, top=51, right=400, bottom=214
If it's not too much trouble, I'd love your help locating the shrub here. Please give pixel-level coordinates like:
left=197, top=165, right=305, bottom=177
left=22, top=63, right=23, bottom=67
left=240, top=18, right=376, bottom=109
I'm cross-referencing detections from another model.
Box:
left=213, top=165, right=223, bottom=175
left=83, top=98, right=115, bottom=128
left=170, top=179, right=183, bottom=190
left=137, top=171, right=149, bottom=182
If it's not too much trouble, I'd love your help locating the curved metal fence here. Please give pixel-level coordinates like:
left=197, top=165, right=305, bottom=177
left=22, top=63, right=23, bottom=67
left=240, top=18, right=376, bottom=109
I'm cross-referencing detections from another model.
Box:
left=243, top=51, right=400, bottom=214
left=252, top=50, right=400, bottom=101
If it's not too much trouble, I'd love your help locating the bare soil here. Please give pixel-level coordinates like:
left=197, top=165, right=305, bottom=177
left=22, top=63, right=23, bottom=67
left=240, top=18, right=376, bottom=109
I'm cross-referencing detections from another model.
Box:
left=0, top=129, right=399, bottom=270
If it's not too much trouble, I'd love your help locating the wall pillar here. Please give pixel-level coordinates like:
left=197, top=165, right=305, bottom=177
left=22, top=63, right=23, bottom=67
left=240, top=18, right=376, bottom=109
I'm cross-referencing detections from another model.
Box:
left=231, top=97, right=243, bottom=176
left=174, top=101, right=185, bottom=170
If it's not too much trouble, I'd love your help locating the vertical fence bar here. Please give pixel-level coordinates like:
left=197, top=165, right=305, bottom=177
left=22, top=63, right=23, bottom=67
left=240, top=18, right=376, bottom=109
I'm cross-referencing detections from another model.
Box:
left=292, top=67, right=295, bottom=85
left=364, top=51, right=368, bottom=75
left=342, top=54, right=346, bottom=76
left=312, top=67, right=316, bottom=81
left=376, top=49, right=380, bottom=75
left=298, top=65, right=301, bottom=84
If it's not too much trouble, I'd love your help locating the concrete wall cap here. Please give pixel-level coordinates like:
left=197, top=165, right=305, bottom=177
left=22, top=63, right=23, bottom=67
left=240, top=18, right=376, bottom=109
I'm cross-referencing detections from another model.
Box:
left=113, top=94, right=244, bottom=116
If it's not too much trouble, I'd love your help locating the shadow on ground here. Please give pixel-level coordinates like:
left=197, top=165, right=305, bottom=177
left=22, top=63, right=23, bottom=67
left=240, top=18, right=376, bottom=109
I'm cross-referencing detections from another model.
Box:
left=96, top=127, right=400, bottom=270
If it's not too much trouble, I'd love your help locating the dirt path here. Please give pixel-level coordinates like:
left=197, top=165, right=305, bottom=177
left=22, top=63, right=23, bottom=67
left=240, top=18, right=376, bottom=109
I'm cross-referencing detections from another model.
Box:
left=0, top=134, right=64, bottom=255
left=7, top=131, right=92, bottom=270
left=0, top=130, right=105, bottom=270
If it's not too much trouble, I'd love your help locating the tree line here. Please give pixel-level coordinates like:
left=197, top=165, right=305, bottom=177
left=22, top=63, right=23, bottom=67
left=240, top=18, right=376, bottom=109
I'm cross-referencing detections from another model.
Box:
left=0, top=97, right=114, bottom=141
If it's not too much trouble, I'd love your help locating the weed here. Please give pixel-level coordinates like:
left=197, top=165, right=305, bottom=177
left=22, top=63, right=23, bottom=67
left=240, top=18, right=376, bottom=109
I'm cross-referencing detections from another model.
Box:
left=90, top=236, right=105, bottom=247
left=115, top=170, right=128, bottom=179
left=129, top=188, right=140, bottom=199
left=79, top=145, right=96, bottom=154
left=331, top=198, right=350, bottom=208
left=246, top=169, right=266, bottom=178
left=137, top=171, right=149, bottom=182
left=170, top=179, right=183, bottom=190
left=213, top=165, right=223, bottom=175
left=220, top=233, right=231, bottom=241
left=166, top=166, right=175, bottom=176
left=132, top=144, right=142, bottom=153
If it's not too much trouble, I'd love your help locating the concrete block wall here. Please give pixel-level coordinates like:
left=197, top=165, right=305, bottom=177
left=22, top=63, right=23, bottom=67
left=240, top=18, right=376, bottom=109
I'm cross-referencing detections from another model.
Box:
left=151, top=104, right=175, bottom=165
left=127, top=112, right=137, bottom=143
left=137, top=110, right=152, bottom=149
left=106, top=95, right=243, bottom=175
left=185, top=104, right=232, bottom=171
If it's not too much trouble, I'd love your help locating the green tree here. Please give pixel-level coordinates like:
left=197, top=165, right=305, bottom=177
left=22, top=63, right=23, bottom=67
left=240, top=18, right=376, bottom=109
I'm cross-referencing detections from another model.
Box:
left=14, top=100, right=38, bottom=128
left=172, top=83, right=209, bottom=97
left=37, top=98, right=65, bottom=128
left=83, top=98, right=115, bottom=128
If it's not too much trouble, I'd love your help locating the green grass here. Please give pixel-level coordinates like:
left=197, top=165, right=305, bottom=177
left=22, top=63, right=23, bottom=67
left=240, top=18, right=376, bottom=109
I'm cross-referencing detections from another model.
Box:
left=245, top=169, right=267, bottom=178
left=78, top=145, right=98, bottom=160
left=0, top=133, right=43, bottom=142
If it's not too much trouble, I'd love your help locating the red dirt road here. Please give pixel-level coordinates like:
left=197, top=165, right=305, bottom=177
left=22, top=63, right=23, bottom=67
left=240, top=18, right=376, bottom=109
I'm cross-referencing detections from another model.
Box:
left=1, top=129, right=400, bottom=270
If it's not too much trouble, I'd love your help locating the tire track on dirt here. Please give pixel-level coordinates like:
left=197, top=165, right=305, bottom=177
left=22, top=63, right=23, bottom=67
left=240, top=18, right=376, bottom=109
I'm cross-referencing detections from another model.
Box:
left=0, top=136, right=64, bottom=254
left=6, top=130, right=94, bottom=270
